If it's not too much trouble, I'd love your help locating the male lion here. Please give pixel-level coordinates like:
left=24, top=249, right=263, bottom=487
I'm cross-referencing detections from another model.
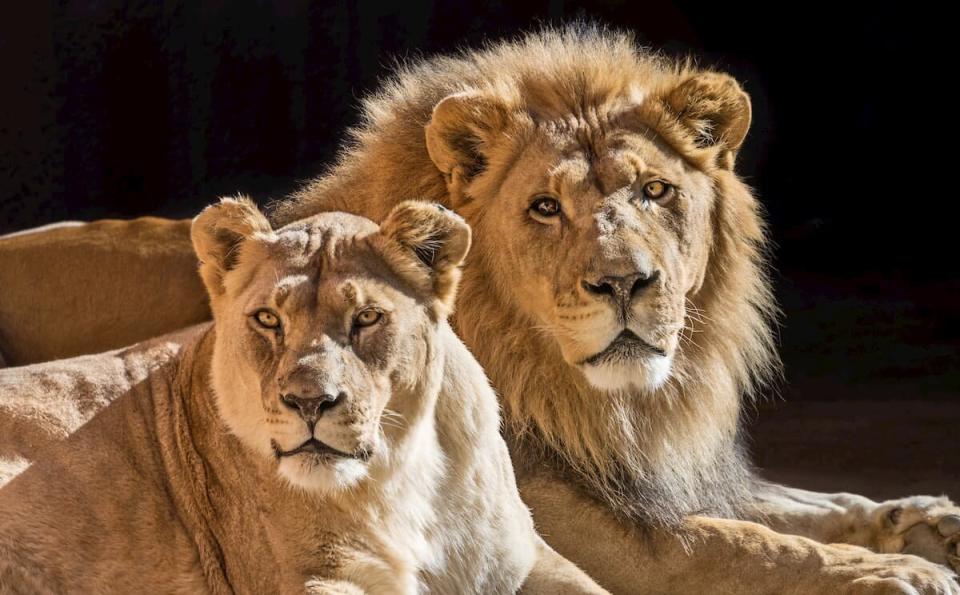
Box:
left=0, top=198, right=604, bottom=594
left=2, top=27, right=959, bottom=593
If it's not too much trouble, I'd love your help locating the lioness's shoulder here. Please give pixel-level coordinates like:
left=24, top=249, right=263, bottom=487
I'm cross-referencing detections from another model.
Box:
left=0, top=324, right=207, bottom=486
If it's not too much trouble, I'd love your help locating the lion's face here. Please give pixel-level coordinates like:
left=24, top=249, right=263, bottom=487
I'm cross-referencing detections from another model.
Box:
left=480, top=129, right=714, bottom=392
left=192, top=199, right=470, bottom=493
left=426, top=73, right=751, bottom=394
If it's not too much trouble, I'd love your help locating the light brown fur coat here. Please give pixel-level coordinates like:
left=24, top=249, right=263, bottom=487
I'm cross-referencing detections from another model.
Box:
left=0, top=218, right=208, bottom=366
left=0, top=203, right=604, bottom=595
left=1, top=25, right=957, bottom=594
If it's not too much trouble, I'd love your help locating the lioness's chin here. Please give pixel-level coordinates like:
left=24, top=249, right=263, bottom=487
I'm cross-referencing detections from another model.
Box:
left=580, top=355, right=672, bottom=393
left=277, top=455, right=369, bottom=494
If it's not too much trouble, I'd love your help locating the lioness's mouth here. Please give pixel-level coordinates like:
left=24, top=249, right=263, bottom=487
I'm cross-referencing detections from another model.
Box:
left=271, top=438, right=367, bottom=461
left=581, top=329, right=667, bottom=366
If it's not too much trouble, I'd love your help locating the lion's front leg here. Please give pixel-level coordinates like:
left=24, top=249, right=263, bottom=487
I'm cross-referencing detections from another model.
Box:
left=751, top=482, right=960, bottom=571
left=519, top=472, right=959, bottom=594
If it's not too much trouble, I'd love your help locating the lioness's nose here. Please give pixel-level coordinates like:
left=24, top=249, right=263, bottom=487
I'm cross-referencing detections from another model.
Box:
left=582, top=271, right=660, bottom=310
left=279, top=392, right=345, bottom=422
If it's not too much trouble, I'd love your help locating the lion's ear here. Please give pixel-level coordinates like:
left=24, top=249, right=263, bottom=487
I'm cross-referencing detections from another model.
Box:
left=662, top=72, right=751, bottom=169
left=191, top=196, right=272, bottom=298
left=379, top=201, right=471, bottom=312
left=425, top=92, right=510, bottom=202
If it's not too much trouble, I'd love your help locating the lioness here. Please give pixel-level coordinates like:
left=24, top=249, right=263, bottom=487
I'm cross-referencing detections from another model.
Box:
left=0, top=198, right=604, bottom=594
left=0, top=324, right=202, bottom=485
left=2, top=27, right=959, bottom=593
left=0, top=217, right=207, bottom=366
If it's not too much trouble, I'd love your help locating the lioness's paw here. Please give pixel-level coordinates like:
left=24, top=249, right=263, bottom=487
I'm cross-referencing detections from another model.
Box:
left=824, top=545, right=959, bottom=595
left=873, top=496, right=960, bottom=571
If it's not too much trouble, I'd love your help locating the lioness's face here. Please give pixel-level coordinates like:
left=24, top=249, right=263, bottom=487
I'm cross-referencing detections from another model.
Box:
left=477, top=128, right=714, bottom=392
left=193, top=200, right=469, bottom=493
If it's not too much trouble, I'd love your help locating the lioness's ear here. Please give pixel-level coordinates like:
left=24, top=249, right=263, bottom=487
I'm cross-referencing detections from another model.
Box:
left=662, top=72, right=751, bottom=169
left=191, top=196, right=272, bottom=298
left=425, top=91, right=510, bottom=203
left=379, top=201, right=471, bottom=312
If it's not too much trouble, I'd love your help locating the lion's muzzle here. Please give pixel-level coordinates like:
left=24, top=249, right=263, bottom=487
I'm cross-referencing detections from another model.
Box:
left=581, top=270, right=661, bottom=321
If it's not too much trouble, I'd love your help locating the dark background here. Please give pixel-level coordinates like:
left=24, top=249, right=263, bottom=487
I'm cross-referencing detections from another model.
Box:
left=1, top=1, right=957, bottom=494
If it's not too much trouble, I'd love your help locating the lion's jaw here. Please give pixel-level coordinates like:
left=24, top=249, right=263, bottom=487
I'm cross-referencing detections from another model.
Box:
left=197, top=205, right=460, bottom=496
left=466, top=127, right=712, bottom=394
left=556, top=293, right=679, bottom=394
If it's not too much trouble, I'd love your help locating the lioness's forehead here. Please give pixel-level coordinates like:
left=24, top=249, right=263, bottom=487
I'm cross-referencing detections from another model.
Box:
left=237, top=212, right=402, bottom=313
left=270, top=212, right=379, bottom=268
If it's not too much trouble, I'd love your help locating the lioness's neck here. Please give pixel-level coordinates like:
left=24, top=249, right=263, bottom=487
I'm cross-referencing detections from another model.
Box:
left=333, top=321, right=502, bottom=512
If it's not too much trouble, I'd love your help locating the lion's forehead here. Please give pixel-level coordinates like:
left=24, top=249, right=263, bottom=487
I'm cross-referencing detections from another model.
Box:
left=535, top=129, right=691, bottom=198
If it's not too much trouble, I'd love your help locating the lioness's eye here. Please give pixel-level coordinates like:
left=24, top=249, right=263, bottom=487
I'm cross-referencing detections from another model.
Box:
left=529, top=196, right=562, bottom=223
left=254, top=309, right=280, bottom=329
left=642, top=180, right=673, bottom=202
left=354, top=309, right=382, bottom=328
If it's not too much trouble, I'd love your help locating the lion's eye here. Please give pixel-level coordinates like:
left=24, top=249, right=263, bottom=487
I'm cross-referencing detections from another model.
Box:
left=354, top=309, right=382, bottom=328
left=254, top=309, right=280, bottom=329
left=642, top=180, right=673, bottom=202
left=529, top=196, right=562, bottom=223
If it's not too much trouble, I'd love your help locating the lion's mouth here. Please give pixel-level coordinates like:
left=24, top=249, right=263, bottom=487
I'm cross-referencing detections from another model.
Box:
left=581, top=329, right=666, bottom=366
left=271, top=438, right=368, bottom=461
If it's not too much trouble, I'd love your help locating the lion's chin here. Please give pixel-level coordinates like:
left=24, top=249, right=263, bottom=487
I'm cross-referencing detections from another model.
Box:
left=277, top=454, right=369, bottom=495
left=579, top=355, right=672, bottom=393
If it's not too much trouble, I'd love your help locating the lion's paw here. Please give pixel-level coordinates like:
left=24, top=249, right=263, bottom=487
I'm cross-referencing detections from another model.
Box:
left=824, top=545, right=959, bottom=595
left=873, top=496, right=960, bottom=572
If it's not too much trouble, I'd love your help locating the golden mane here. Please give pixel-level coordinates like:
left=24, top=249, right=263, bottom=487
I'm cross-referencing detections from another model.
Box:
left=273, top=24, right=780, bottom=526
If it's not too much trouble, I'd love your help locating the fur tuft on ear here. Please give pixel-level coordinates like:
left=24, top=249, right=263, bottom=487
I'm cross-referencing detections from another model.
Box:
left=424, top=91, right=511, bottom=199
left=662, top=72, right=751, bottom=169
left=379, top=201, right=471, bottom=312
left=191, top=195, right=272, bottom=298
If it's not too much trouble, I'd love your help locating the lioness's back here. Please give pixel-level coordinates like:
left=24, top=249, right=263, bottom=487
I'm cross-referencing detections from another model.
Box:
left=0, top=217, right=208, bottom=366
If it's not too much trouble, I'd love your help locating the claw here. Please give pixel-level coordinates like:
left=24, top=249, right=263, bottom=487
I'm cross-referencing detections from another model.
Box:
left=939, top=515, right=960, bottom=537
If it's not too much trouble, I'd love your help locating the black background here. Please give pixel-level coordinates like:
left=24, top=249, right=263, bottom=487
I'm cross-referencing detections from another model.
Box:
left=3, top=1, right=954, bottom=269
left=1, top=1, right=957, bottom=488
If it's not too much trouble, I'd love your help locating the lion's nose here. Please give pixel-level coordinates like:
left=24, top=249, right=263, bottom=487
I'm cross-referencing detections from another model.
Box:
left=279, top=391, right=345, bottom=423
left=582, top=271, right=660, bottom=310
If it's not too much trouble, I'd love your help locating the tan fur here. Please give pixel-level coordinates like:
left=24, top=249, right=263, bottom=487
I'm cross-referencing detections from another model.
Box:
left=0, top=324, right=203, bottom=486
left=0, top=217, right=207, bottom=366
left=268, top=26, right=959, bottom=592
left=270, top=31, right=776, bottom=524
left=750, top=485, right=960, bottom=573
left=518, top=473, right=958, bottom=594
left=0, top=199, right=604, bottom=595
left=2, top=25, right=958, bottom=593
